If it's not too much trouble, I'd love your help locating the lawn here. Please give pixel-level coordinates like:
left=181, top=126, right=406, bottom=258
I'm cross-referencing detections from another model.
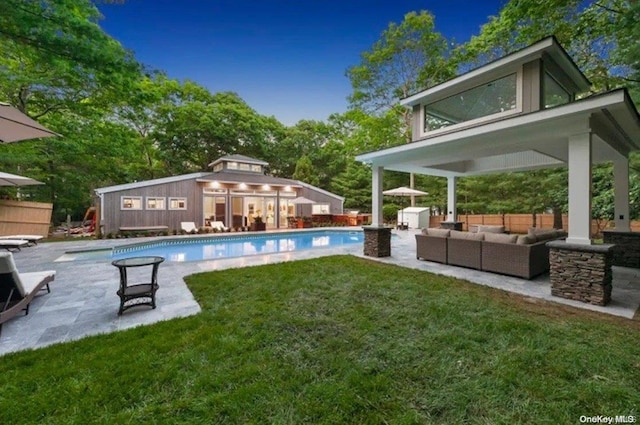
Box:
left=1, top=256, right=639, bottom=424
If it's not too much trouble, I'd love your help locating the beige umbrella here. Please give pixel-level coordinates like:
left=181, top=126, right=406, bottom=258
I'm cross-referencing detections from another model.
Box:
left=0, top=171, right=44, bottom=187
left=383, top=186, right=429, bottom=227
left=290, top=196, right=315, bottom=216
left=0, top=102, right=59, bottom=143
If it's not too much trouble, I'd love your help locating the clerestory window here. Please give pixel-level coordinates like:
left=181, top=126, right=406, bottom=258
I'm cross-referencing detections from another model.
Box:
left=424, top=73, right=517, bottom=132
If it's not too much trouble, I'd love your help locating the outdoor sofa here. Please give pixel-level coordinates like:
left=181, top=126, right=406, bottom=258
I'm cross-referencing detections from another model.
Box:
left=416, top=227, right=566, bottom=279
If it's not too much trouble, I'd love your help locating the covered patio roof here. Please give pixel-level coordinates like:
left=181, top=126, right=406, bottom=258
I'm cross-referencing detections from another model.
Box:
left=356, top=89, right=640, bottom=177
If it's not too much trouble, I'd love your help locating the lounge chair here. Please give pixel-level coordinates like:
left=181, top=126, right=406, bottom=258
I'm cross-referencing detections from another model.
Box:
left=210, top=221, right=229, bottom=231
left=0, top=239, right=30, bottom=252
left=180, top=222, right=198, bottom=233
left=0, top=252, right=55, bottom=329
left=0, top=235, right=44, bottom=245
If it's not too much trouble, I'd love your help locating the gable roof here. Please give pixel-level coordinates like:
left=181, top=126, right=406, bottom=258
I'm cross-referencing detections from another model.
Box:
left=401, top=36, right=591, bottom=107
left=94, top=172, right=210, bottom=195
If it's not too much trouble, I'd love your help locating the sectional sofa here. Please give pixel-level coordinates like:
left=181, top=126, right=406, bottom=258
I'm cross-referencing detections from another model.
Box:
left=416, top=228, right=567, bottom=279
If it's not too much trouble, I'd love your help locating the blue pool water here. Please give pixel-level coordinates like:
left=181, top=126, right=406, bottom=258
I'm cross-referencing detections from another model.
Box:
left=65, top=230, right=364, bottom=263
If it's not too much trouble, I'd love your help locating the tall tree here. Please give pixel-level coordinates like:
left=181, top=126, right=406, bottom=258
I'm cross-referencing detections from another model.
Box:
left=346, top=11, right=456, bottom=205
left=459, top=0, right=630, bottom=94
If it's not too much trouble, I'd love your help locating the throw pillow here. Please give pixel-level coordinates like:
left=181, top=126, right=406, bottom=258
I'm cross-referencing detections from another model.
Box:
left=477, top=225, right=505, bottom=234
left=516, top=235, right=536, bottom=245
left=483, top=232, right=517, bottom=244
left=426, top=228, right=450, bottom=238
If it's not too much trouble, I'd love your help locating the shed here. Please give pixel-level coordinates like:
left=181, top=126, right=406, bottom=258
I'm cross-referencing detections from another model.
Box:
left=398, top=207, right=430, bottom=229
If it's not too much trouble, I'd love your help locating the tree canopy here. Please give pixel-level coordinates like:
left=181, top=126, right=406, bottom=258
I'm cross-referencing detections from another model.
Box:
left=0, top=0, right=638, bottom=223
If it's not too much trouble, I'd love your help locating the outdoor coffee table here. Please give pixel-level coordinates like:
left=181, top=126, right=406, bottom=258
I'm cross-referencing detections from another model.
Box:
left=111, top=256, right=165, bottom=315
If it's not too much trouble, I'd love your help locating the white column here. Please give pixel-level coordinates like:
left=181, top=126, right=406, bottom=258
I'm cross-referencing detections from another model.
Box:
left=566, top=132, right=592, bottom=245
left=613, top=155, right=631, bottom=232
left=371, top=165, right=384, bottom=226
left=447, top=176, right=457, bottom=222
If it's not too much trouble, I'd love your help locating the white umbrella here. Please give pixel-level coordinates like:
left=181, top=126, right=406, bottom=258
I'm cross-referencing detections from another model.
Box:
left=383, top=186, right=429, bottom=228
left=0, top=102, right=59, bottom=143
left=289, top=196, right=316, bottom=205
left=0, top=171, right=44, bottom=187
left=289, top=196, right=315, bottom=217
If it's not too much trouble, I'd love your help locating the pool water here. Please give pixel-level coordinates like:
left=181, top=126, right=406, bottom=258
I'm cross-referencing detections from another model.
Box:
left=60, top=230, right=364, bottom=263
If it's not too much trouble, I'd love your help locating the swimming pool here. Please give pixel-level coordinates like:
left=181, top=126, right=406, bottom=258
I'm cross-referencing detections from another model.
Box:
left=59, top=230, right=364, bottom=263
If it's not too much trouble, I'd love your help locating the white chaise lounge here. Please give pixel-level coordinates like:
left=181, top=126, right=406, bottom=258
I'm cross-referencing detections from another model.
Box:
left=0, top=252, right=55, bottom=329
left=0, top=239, right=30, bottom=252
left=0, top=235, right=44, bottom=245
left=210, top=221, right=229, bottom=231
left=180, top=222, right=198, bottom=233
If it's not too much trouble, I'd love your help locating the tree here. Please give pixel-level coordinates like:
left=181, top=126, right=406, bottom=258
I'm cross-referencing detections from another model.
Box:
left=0, top=0, right=140, bottom=104
left=331, top=161, right=372, bottom=211
left=292, top=156, right=319, bottom=187
left=458, top=0, right=631, bottom=94
left=346, top=11, right=456, bottom=204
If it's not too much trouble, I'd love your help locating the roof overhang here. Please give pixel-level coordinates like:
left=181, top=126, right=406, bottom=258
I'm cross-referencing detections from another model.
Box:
left=357, top=89, right=640, bottom=178
left=401, top=36, right=591, bottom=107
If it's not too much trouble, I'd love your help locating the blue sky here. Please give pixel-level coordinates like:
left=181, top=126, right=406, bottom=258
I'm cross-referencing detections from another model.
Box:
left=97, top=0, right=506, bottom=125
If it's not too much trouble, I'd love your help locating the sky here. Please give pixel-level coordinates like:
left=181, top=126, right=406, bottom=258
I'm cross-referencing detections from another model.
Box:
left=97, top=0, right=506, bottom=126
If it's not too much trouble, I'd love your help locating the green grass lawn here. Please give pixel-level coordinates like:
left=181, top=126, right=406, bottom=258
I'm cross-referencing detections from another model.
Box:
left=1, top=256, right=639, bottom=424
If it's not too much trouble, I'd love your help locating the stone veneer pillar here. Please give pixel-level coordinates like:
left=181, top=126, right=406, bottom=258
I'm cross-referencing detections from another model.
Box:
left=362, top=226, right=392, bottom=257
left=602, top=230, right=640, bottom=268
left=547, top=240, right=614, bottom=306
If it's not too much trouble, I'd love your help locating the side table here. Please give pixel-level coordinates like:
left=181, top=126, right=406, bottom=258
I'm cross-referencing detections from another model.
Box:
left=111, top=256, right=165, bottom=315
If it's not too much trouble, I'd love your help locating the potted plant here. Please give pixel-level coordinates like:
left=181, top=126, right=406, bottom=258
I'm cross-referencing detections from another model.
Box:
left=251, top=216, right=266, bottom=231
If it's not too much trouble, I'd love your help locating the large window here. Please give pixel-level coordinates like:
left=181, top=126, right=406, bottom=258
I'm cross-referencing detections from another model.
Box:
left=169, top=197, right=187, bottom=210
left=543, top=72, right=571, bottom=109
left=121, top=196, right=142, bottom=210
left=424, top=73, right=517, bottom=132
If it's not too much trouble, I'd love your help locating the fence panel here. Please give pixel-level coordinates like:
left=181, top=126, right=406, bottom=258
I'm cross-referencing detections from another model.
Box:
left=0, top=200, right=53, bottom=237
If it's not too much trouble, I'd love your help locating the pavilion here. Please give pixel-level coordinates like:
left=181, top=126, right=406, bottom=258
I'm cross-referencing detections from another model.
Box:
left=356, top=36, right=640, bottom=305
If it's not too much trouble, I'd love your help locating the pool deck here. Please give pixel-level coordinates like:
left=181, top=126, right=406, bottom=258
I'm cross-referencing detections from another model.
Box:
left=1, top=228, right=639, bottom=355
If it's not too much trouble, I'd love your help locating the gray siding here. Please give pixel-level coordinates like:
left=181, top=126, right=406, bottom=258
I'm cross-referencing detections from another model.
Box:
left=522, top=59, right=542, bottom=113
left=298, top=187, right=343, bottom=217
left=100, top=179, right=203, bottom=234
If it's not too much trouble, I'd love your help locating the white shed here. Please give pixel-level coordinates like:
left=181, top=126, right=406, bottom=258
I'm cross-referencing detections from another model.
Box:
left=398, top=207, right=430, bottom=229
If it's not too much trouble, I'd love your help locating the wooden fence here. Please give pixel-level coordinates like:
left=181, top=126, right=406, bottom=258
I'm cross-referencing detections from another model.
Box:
left=0, top=200, right=53, bottom=237
left=428, top=213, right=640, bottom=235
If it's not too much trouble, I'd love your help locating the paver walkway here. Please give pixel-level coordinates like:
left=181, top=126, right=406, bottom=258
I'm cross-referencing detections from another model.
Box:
left=1, top=228, right=638, bottom=355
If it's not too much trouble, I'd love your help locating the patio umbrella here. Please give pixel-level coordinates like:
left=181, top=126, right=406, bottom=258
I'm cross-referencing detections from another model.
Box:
left=0, top=102, right=59, bottom=143
left=0, top=171, right=44, bottom=187
left=382, top=186, right=429, bottom=228
left=289, top=196, right=315, bottom=216
left=289, top=196, right=316, bottom=205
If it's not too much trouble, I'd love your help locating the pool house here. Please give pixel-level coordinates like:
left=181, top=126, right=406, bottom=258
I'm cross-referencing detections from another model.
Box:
left=94, top=154, right=344, bottom=234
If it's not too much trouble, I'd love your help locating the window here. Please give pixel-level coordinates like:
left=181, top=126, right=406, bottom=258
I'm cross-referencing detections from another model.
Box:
left=146, top=197, right=165, bottom=210
left=424, top=73, right=517, bottom=132
left=121, top=196, right=142, bottom=210
left=543, top=72, right=571, bottom=109
left=312, top=204, right=330, bottom=215
left=213, top=163, right=223, bottom=172
left=239, top=163, right=251, bottom=171
left=251, top=165, right=262, bottom=173
left=227, top=162, right=238, bottom=170
left=169, top=197, right=187, bottom=210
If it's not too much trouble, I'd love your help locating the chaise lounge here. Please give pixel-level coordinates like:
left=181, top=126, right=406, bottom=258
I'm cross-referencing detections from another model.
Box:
left=0, top=235, right=44, bottom=246
left=0, top=239, right=30, bottom=252
left=0, top=252, right=55, bottom=329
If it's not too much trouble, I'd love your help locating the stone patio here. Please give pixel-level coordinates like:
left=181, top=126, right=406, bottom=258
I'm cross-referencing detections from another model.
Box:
left=1, top=228, right=639, bottom=355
